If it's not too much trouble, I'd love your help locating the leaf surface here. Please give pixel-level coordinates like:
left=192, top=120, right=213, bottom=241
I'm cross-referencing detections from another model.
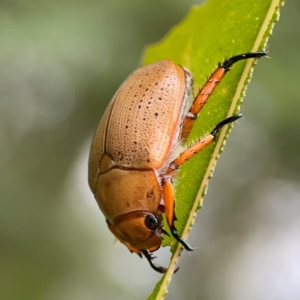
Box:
left=142, top=0, right=285, bottom=299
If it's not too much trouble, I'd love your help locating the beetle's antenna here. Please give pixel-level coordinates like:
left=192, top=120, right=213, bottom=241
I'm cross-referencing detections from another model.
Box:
left=142, top=250, right=179, bottom=274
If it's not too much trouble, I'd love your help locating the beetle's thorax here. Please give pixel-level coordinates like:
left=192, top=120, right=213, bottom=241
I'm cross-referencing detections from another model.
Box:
left=94, top=155, right=163, bottom=250
left=94, top=155, right=162, bottom=223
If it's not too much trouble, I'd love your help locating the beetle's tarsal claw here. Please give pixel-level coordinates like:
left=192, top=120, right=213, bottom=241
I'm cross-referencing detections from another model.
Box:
left=211, top=113, right=242, bottom=137
left=170, top=227, right=193, bottom=251
left=142, top=250, right=168, bottom=274
left=221, top=50, right=268, bottom=70
left=162, top=229, right=170, bottom=237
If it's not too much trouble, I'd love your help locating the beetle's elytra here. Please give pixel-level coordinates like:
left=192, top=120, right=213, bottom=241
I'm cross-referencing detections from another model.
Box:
left=88, top=50, right=268, bottom=273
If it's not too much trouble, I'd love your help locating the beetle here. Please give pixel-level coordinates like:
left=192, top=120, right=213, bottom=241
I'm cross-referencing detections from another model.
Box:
left=88, top=50, right=267, bottom=273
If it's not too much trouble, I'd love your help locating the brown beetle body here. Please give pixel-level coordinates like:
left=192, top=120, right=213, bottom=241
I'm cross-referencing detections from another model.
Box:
left=89, top=61, right=192, bottom=254
left=88, top=51, right=268, bottom=273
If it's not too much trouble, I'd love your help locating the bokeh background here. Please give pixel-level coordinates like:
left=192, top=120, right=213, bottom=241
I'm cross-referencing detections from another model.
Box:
left=1, top=1, right=299, bottom=299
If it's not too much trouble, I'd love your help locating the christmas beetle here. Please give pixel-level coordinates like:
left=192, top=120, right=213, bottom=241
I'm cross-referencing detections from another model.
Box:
left=88, top=50, right=267, bottom=273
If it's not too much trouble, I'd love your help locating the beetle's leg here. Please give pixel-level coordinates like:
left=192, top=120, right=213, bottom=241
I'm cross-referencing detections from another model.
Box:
left=141, top=249, right=178, bottom=274
left=162, top=177, right=193, bottom=251
left=106, top=220, right=142, bottom=258
left=162, top=115, right=241, bottom=250
left=181, top=50, right=268, bottom=138
left=170, top=114, right=242, bottom=170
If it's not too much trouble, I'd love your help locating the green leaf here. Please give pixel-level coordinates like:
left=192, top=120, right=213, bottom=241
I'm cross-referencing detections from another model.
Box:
left=142, top=0, right=285, bottom=299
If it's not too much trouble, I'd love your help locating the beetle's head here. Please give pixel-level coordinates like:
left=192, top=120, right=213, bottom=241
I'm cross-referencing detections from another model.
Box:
left=114, top=211, right=163, bottom=251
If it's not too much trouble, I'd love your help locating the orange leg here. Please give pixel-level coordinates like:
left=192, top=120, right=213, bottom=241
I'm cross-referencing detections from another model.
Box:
left=162, top=176, right=193, bottom=251
left=181, top=50, right=268, bottom=139
left=172, top=114, right=242, bottom=170
left=162, top=177, right=176, bottom=229
left=163, top=114, right=242, bottom=250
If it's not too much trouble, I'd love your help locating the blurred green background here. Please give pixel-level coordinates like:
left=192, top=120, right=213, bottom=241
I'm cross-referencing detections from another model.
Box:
left=1, top=1, right=299, bottom=299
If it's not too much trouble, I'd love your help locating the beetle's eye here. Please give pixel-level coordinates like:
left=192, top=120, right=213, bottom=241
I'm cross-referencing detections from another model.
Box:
left=145, top=214, right=158, bottom=230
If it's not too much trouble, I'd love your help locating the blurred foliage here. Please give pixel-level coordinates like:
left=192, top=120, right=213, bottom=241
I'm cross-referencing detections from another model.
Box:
left=1, top=0, right=300, bottom=300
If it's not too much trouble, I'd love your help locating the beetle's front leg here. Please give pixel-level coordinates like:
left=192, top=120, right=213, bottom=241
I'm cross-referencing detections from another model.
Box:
left=107, top=220, right=171, bottom=273
left=141, top=249, right=172, bottom=274
left=162, top=177, right=193, bottom=251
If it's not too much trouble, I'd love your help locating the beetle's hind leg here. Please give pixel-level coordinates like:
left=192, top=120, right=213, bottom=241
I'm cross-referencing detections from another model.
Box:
left=181, top=50, right=268, bottom=138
